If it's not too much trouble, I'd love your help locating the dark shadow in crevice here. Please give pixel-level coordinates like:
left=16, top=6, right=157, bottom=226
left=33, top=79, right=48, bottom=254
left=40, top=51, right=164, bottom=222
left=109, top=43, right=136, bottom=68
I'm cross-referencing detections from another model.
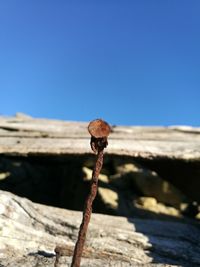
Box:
left=134, top=157, right=200, bottom=203
left=28, top=250, right=55, bottom=258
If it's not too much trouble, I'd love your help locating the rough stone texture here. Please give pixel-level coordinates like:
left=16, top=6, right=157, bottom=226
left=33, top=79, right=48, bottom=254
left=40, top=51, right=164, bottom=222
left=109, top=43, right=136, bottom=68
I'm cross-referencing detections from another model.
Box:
left=0, top=115, right=200, bottom=267
left=1, top=115, right=200, bottom=205
left=0, top=114, right=200, bottom=160
left=0, top=190, right=200, bottom=267
left=112, top=163, right=187, bottom=208
left=134, top=197, right=180, bottom=217
left=94, top=163, right=185, bottom=219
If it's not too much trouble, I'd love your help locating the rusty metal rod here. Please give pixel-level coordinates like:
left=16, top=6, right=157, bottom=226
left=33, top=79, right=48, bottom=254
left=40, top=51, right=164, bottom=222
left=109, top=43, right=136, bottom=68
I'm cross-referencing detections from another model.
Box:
left=54, top=120, right=110, bottom=267
left=70, top=119, right=110, bottom=267
left=70, top=149, right=104, bottom=267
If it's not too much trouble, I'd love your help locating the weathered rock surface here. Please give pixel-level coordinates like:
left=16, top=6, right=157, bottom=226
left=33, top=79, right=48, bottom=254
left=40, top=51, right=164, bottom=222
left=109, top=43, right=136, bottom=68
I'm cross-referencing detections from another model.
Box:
left=0, top=190, right=200, bottom=267
left=112, top=163, right=187, bottom=208
left=0, top=115, right=200, bottom=205
left=96, top=162, right=189, bottom=217
left=0, top=115, right=200, bottom=160
left=0, top=115, right=200, bottom=266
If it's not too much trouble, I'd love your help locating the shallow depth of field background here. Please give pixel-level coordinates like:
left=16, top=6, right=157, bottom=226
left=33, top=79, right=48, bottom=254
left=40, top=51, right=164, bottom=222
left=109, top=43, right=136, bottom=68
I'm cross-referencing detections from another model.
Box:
left=0, top=1, right=199, bottom=126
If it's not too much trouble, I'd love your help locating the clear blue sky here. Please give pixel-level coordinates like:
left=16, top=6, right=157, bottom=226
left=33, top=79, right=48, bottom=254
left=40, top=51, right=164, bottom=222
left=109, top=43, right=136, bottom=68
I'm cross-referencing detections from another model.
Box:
left=1, top=1, right=200, bottom=126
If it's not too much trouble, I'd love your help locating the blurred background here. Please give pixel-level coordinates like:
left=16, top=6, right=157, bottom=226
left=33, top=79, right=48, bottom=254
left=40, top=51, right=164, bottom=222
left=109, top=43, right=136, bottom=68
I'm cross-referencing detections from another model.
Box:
left=0, top=0, right=199, bottom=126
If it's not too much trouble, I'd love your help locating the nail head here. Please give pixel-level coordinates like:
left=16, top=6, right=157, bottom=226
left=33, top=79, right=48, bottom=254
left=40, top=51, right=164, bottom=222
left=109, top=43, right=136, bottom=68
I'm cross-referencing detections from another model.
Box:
left=88, top=119, right=111, bottom=138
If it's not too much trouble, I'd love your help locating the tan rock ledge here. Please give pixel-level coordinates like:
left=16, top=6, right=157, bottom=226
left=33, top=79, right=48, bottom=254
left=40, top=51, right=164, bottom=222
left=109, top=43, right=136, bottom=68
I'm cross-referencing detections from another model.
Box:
left=0, top=115, right=200, bottom=160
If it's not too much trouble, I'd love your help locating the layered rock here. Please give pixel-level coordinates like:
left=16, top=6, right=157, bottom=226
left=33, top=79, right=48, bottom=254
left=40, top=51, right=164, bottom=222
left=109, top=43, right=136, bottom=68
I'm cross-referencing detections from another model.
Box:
left=0, top=190, right=200, bottom=267
left=0, top=115, right=200, bottom=266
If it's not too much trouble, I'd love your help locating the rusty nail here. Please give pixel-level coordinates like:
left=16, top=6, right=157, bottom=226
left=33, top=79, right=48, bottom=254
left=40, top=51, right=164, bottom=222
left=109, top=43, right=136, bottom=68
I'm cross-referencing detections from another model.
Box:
left=88, top=119, right=111, bottom=154
left=70, top=119, right=110, bottom=267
